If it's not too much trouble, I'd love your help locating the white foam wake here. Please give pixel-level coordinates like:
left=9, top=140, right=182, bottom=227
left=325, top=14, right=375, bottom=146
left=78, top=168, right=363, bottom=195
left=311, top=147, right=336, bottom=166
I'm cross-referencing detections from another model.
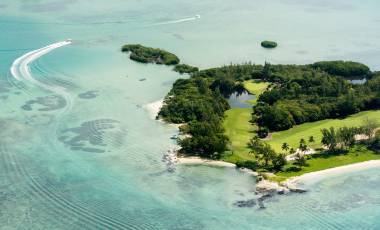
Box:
left=150, top=15, right=201, bottom=26
left=10, top=40, right=73, bottom=112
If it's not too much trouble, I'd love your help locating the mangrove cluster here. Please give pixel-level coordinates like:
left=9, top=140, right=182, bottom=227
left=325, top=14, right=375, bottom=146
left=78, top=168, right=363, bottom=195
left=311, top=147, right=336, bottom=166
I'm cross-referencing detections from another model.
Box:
left=158, top=64, right=261, bottom=158
left=261, top=41, right=278, bottom=48
left=173, top=64, right=199, bottom=74
left=122, top=44, right=180, bottom=65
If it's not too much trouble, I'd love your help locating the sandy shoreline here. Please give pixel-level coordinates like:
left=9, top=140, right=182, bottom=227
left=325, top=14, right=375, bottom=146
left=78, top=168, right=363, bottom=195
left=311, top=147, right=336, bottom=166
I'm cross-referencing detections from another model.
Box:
left=177, top=157, right=236, bottom=167
left=177, top=157, right=259, bottom=176
left=145, top=99, right=164, bottom=119
left=285, top=160, right=380, bottom=188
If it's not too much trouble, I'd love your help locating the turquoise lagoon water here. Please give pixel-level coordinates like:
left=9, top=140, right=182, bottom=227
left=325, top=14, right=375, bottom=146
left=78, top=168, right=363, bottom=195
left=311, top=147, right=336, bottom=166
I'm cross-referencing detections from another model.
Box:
left=0, top=1, right=380, bottom=229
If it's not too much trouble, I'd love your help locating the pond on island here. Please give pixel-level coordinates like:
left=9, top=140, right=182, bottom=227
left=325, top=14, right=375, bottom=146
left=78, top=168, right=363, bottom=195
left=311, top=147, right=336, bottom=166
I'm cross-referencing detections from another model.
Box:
left=228, top=91, right=255, bottom=108
left=348, top=77, right=367, bottom=85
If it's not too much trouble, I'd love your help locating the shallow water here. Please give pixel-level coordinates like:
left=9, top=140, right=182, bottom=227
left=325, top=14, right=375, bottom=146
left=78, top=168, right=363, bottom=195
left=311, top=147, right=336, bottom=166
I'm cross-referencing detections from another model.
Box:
left=1, top=1, right=380, bottom=229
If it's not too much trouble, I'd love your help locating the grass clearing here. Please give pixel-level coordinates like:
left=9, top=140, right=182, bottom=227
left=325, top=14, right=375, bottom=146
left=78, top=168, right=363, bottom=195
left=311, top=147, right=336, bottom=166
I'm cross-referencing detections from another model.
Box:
left=243, top=80, right=270, bottom=104
left=275, top=146, right=380, bottom=181
left=266, top=110, right=380, bottom=152
left=222, top=108, right=255, bottom=163
left=222, top=81, right=270, bottom=163
left=243, top=80, right=270, bottom=95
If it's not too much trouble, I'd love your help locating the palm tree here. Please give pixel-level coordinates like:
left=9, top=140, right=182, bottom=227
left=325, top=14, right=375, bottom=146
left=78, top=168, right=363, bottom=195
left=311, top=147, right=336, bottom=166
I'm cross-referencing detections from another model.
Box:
left=299, top=139, right=308, bottom=153
left=309, top=136, right=315, bottom=143
left=299, top=138, right=306, bottom=145
left=249, top=137, right=275, bottom=168
left=281, top=142, right=290, bottom=152
left=321, top=127, right=338, bottom=152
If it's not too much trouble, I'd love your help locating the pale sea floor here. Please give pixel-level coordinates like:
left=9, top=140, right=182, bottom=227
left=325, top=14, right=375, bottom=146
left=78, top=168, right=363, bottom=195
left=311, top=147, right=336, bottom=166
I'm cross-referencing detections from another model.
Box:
left=0, top=1, right=380, bottom=229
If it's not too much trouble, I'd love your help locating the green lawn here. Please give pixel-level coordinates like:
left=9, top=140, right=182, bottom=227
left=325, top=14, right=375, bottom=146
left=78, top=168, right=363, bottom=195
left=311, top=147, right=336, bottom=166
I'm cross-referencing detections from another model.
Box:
left=223, top=81, right=380, bottom=178
left=222, top=108, right=255, bottom=163
left=274, top=146, right=380, bottom=181
left=243, top=80, right=270, bottom=104
left=222, top=81, right=270, bottom=163
left=243, top=80, right=270, bottom=95
left=267, top=110, right=380, bottom=152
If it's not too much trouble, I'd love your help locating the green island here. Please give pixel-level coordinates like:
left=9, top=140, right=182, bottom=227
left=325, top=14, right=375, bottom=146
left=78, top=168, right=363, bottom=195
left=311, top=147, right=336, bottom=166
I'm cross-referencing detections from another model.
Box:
left=122, top=44, right=380, bottom=182
left=156, top=59, right=380, bottom=181
left=261, top=40, right=278, bottom=48
left=122, top=44, right=180, bottom=65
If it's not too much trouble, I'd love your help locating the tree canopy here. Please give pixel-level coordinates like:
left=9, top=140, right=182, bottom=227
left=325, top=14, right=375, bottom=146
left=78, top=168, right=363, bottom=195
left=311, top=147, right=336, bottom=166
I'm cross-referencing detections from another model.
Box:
left=122, top=44, right=180, bottom=65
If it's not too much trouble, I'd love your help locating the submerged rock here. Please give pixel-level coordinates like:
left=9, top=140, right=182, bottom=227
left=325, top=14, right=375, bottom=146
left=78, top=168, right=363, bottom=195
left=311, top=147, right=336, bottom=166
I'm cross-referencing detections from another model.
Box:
left=233, top=199, right=256, bottom=208
left=288, top=187, right=308, bottom=193
left=162, top=148, right=179, bottom=172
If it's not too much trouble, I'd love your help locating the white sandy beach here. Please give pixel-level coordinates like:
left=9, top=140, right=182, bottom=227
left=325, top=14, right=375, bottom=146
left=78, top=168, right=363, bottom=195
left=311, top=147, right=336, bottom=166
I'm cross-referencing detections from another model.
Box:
left=177, top=157, right=259, bottom=176
left=145, top=100, right=185, bottom=130
left=177, top=157, right=236, bottom=167
left=285, top=160, right=380, bottom=188
left=144, top=99, right=164, bottom=119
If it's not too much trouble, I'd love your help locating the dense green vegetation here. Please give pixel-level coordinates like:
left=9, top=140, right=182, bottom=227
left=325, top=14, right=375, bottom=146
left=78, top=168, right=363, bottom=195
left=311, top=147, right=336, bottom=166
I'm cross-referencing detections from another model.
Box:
left=159, top=60, right=380, bottom=175
left=312, top=61, right=370, bottom=77
left=247, top=137, right=287, bottom=171
left=370, top=131, right=380, bottom=151
left=122, top=44, right=180, bottom=65
left=158, top=76, right=231, bottom=158
left=119, top=42, right=380, bottom=180
left=159, top=64, right=262, bottom=158
left=254, top=63, right=380, bottom=132
left=261, top=41, right=278, bottom=48
left=173, top=64, right=199, bottom=74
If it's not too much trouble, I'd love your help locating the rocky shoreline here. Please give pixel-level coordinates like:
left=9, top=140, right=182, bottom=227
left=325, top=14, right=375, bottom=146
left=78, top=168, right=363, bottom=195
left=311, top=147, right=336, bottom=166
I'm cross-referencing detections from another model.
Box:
left=253, top=160, right=380, bottom=207
left=162, top=148, right=259, bottom=175
left=162, top=148, right=308, bottom=209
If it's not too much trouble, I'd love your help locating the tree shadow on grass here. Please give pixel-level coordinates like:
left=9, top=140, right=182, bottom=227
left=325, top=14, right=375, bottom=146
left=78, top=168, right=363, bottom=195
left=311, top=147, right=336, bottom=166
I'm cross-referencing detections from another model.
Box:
left=309, top=149, right=349, bottom=159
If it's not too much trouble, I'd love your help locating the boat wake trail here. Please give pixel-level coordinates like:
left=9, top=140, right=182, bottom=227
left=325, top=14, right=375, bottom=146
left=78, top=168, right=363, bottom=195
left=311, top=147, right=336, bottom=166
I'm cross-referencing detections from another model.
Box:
left=10, top=40, right=73, bottom=114
left=149, top=15, right=201, bottom=26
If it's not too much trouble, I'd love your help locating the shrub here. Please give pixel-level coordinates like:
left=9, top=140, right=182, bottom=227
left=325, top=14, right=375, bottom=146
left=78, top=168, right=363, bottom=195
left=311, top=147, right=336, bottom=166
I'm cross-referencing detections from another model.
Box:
left=173, top=64, right=199, bottom=74
left=369, top=130, right=380, bottom=151
left=257, top=127, right=269, bottom=138
left=122, top=44, right=180, bottom=65
left=236, top=160, right=259, bottom=170
left=261, top=40, right=278, bottom=48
